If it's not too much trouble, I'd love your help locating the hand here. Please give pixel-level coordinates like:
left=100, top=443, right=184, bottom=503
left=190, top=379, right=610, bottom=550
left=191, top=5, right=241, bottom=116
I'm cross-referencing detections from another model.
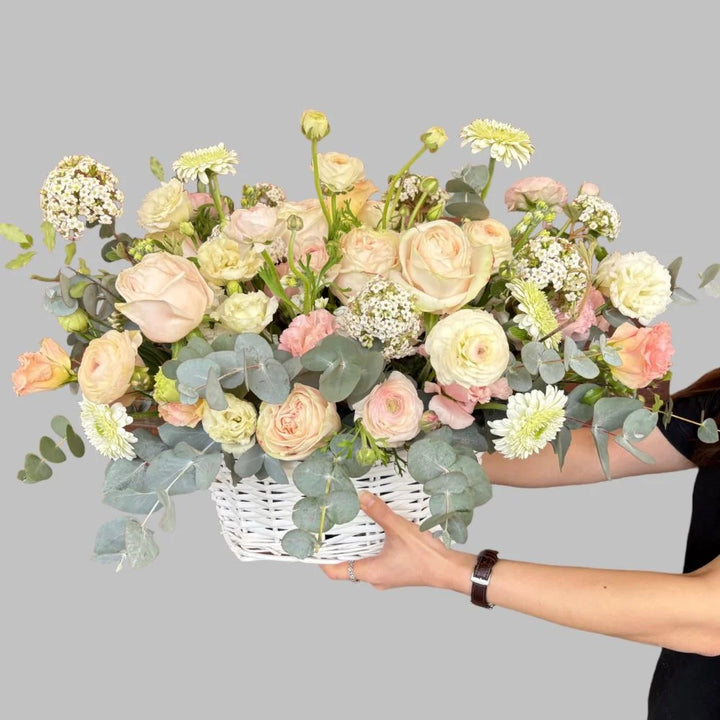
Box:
left=319, top=491, right=476, bottom=593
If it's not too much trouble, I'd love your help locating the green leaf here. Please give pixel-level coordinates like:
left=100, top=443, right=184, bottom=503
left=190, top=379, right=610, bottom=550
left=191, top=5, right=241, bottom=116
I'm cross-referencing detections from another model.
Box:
left=234, top=332, right=274, bottom=362
left=318, top=358, right=362, bottom=402
left=65, top=425, right=85, bottom=457
left=51, top=415, right=71, bottom=437
left=293, top=454, right=335, bottom=496
left=699, top=264, right=720, bottom=298
left=204, top=365, right=227, bottom=410
left=292, top=497, right=331, bottom=533
left=246, top=359, right=291, bottom=403
left=41, top=221, right=56, bottom=251
left=156, top=488, right=176, bottom=532
left=444, top=199, right=490, bottom=221
left=0, top=222, right=30, bottom=245
left=424, top=472, right=469, bottom=495
left=614, top=435, right=656, bottom=464
left=445, top=178, right=476, bottom=193
left=281, top=529, right=316, bottom=559
left=64, top=241, right=77, bottom=265
left=671, top=287, right=696, bottom=304
left=232, top=444, right=265, bottom=478
left=93, top=518, right=129, bottom=565
left=98, top=220, right=116, bottom=239
left=622, top=408, right=658, bottom=441
left=563, top=336, right=580, bottom=370
left=150, top=156, right=165, bottom=182
left=446, top=515, right=468, bottom=544
left=429, top=490, right=474, bottom=515
left=21, top=453, right=53, bottom=483
left=263, top=455, right=289, bottom=484
left=698, top=418, right=719, bottom=444
left=564, top=383, right=599, bottom=429
left=506, top=364, right=533, bottom=392
left=520, top=342, right=544, bottom=375
left=326, top=490, right=360, bottom=525
left=602, top=306, right=632, bottom=328
left=538, top=348, right=565, bottom=384
left=407, top=438, right=457, bottom=482
left=666, top=256, right=683, bottom=288
left=590, top=428, right=611, bottom=480
left=39, top=436, right=66, bottom=463
left=551, top=425, right=572, bottom=469
left=592, top=397, right=643, bottom=432
left=568, top=354, right=600, bottom=379
left=125, top=520, right=160, bottom=568
left=131, top=429, right=167, bottom=462
left=5, top=250, right=35, bottom=269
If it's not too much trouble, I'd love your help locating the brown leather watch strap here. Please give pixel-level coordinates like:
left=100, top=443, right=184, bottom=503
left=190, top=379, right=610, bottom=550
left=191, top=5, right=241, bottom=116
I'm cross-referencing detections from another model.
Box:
left=470, top=549, right=499, bottom=608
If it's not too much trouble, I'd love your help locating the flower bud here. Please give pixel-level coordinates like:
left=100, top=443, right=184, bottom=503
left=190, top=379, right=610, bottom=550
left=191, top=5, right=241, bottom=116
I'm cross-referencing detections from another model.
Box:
left=130, top=367, right=153, bottom=393
left=420, top=410, right=442, bottom=432
left=420, top=127, right=448, bottom=153
left=57, top=308, right=89, bottom=333
left=425, top=203, right=445, bottom=221
left=300, top=110, right=330, bottom=141
left=580, top=387, right=605, bottom=406
left=226, top=280, right=242, bottom=296
left=356, top=447, right=377, bottom=466
left=179, top=221, right=195, bottom=237
left=579, top=182, right=600, bottom=196
left=594, top=245, right=609, bottom=261
left=286, top=214, right=304, bottom=232
left=420, top=177, right=439, bottom=195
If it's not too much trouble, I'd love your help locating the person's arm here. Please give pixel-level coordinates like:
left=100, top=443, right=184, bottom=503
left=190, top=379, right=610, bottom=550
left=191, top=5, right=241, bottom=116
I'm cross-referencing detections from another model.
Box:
left=321, top=491, right=720, bottom=657
left=482, top=424, right=695, bottom=488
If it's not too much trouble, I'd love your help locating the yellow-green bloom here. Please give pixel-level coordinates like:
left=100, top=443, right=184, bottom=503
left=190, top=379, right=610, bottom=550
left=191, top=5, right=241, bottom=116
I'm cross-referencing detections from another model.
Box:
left=57, top=308, right=89, bottom=333
left=301, top=110, right=330, bottom=141
left=508, top=279, right=560, bottom=348
left=420, top=127, right=448, bottom=153
left=172, top=143, right=239, bottom=185
left=152, top=368, right=180, bottom=404
left=460, top=118, right=534, bottom=168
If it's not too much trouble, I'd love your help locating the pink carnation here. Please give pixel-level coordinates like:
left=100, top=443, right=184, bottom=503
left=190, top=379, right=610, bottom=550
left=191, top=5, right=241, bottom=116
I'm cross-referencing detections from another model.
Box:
left=425, top=379, right=513, bottom=429
left=278, top=309, right=337, bottom=357
left=556, top=288, right=610, bottom=341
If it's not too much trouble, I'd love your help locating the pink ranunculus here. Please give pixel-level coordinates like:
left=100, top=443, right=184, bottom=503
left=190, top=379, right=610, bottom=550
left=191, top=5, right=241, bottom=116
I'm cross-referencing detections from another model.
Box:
left=353, top=372, right=424, bottom=447
left=12, top=338, right=74, bottom=396
left=557, top=288, right=610, bottom=341
left=278, top=310, right=337, bottom=357
left=607, top=322, right=674, bottom=389
left=504, top=176, right=569, bottom=212
left=158, top=399, right=206, bottom=428
left=115, top=252, right=215, bottom=343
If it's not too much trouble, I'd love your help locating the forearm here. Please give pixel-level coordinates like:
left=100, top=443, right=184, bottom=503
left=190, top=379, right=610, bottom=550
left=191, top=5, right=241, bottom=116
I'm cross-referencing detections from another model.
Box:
left=444, top=550, right=720, bottom=655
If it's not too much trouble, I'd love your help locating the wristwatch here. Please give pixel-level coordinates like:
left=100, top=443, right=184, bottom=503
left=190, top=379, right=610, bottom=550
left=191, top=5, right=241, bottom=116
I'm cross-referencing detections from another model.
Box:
left=470, top=549, right=499, bottom=608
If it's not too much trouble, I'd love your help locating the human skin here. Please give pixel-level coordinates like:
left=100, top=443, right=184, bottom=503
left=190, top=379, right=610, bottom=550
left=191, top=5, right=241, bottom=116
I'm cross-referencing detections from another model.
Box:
left=320, top=426, right=720, bottom=656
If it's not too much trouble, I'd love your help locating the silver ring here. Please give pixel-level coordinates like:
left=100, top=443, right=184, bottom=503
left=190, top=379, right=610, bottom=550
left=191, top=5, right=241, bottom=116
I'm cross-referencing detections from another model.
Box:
left=347, top=560, right=359, bottom=583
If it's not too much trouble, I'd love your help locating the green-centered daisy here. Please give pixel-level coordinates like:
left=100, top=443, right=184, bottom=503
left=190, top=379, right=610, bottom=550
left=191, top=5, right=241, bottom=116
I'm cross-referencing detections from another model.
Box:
left=488, top=385, right=567, bottom=459
left=79, top=398, right=137, bottom=460
left=508, top=279, right=561, bottom=348
left=460, top=118, right=534, bottom=168
left=172, top=143, right=239, bottom=184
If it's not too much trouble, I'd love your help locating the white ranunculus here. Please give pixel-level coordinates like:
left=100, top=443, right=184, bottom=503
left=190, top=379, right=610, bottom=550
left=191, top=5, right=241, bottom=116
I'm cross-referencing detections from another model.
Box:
left=425, top=308, right=510, bottom=388
left=136, top=178, right=193, bottom=233
left=317, top=152, right=365, bottom=194
left=595, top=251, right=672, bottom=325
left=210, top=291, right=278, bottom=334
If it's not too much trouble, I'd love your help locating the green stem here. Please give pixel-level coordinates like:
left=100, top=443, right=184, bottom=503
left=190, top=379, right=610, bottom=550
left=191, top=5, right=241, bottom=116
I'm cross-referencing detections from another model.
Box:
left=406, top=190, right=429, bottom=230
left=316, top=476, right=333, bottom=552
left=208, top=174, right=226, bottom=224
left=480, top=157, right=496, bottom=202
left=380, top=146, right=428, bottom=229
left=312, top=139, right=333, bottom=228
left=474, top=402, right=509, bottom=411
left=259, top=251, right=299, bottom=317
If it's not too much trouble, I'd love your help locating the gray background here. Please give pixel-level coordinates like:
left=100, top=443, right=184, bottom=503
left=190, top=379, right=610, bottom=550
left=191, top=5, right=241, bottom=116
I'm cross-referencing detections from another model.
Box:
left=1, top=2, right=718, bottom=718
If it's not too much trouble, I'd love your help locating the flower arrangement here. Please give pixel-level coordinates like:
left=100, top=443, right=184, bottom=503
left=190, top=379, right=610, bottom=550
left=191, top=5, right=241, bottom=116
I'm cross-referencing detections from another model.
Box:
left=6, top=110, right=719, bottom=569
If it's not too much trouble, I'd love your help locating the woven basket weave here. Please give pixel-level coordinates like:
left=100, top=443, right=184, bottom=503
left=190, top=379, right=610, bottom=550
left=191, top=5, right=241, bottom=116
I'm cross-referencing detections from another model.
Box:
left=210, top=462, right=430, bottom=563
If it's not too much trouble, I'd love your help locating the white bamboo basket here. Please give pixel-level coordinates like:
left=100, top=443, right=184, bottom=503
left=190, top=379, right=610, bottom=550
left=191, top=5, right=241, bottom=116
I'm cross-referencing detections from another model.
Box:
left=210, top=461, right=431, bottom=563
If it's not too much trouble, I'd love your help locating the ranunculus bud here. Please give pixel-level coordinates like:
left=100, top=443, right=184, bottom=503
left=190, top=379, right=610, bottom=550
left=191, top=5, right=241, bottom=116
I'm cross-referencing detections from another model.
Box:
left=286, top=214, right=304, bottom=232
left=580, top=387, right=605, bottom=406
left=179, top=221, right=195, bottom=237
left=301, top=110, right=330, bottom=141
left=130, top=367, right=153, bottom=393
left=426, top=203, right=444, bottom=221
left=356, top=447, right=378, bottom=466
left=420, top=177, right=439, bottom=195
left=421, top=127, right=448, bottom=152
left=57, top=308, right=89, bottom=333
left=420, top=410, right=442, bottom=432
left=594, top=245, right=608, bottom=261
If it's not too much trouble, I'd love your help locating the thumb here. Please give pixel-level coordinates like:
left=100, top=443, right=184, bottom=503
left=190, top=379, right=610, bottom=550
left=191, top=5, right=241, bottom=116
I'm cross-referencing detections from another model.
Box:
left=359, top=491, right=410, bottom=534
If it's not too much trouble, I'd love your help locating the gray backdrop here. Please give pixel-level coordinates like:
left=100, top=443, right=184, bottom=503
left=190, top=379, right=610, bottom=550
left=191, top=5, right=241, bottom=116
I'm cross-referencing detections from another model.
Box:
left=1, top=2, right=718, bottom=718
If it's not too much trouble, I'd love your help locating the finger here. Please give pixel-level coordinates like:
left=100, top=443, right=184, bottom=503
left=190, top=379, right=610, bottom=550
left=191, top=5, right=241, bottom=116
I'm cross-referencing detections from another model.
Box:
left=358, top=491, right=412, bottom=534
left=319, top=562, right=347, bottom=580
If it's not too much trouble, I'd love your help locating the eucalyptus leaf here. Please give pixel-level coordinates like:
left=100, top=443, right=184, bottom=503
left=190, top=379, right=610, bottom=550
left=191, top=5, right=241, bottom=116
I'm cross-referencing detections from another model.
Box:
left=563, top=336, right=580, bottom=370
left=450, top=424, right=488, bottom=453
left=623, top=408, right=658, bottom=441
left=281, top=529, right=316, bottom=559
left=551, top=425, right=572, bottom=469
left=407, top=439, right=457, bottom=482
left=158, top=424, right=218, bottom=452
left=506, top=364, right=533, bottom=391
left=39, top=436, right=66, bottom=463
left=429, top=490, right=474, bottom=515
left=445, top=178, right=477, bottom=193
left=212, top=333, right=239, bottom=352
left=292, top=497, right=330, bottom=533
left=50, top=415, right=71, bottom=437
left=206, top=350, right=245, bottom=389
left=613, top=435, right=655, bottom=464
left=568, top=354, right=600, bottom=379
left=263, top=455, right=289, bottom=484
left=424, top=472, right=469, bottom=494
left=232, top=444, right=266, bottom=478
left=21, top=454, right=53, bottom=483
left=592, top=397, right=643, bottom=432
left=93, top=518, right=129, bottom=565
left=293, top=454, right=335, bottom=496
left=131, top=429, right=167, bottom=462
left=671, top=287, right=697, bottom=304
left=176, top=357, right=222, bottom=403
left=520, top=342, right=544, bottom=375
left=204, top=365, right=228, bottom=410
left=246, top=359, right=291, bottom=403
left=65, top=425, right=85, bottom=457
left=235, top=333, right=273, bottom=362
left=318, top=358, right=362, bottom=402
left=445, top=515, right=468, bottom=544
left=177, top=335, right=214, bottom=361
left=326, top=490, right=360, bottom=524
left=666, top=256, right=683, bottom=288
left=602, top=306, right=632, bottom=328
left=699, top=264, right=720, bottom=297
left=590, top=427, right=611, bottom=480
left=698, top=418, right=719, bottom=444
left=43, top=285, right=78, bottom=316
left=156, top=488, right=176, bottom=532
left=125, top=520, right=160, bottom=568
left=538, top=349, right=565, bottom=384
left=445, top=198, right=489, bottom=221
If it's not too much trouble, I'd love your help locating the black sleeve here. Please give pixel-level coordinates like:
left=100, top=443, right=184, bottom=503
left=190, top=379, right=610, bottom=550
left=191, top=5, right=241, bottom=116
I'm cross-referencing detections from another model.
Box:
left=657, top=390, right=720, bottom=460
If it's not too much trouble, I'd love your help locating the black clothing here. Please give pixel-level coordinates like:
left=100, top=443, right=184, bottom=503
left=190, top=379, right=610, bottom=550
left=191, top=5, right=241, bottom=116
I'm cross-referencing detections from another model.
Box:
left=647, top=390, right=720, bottom=719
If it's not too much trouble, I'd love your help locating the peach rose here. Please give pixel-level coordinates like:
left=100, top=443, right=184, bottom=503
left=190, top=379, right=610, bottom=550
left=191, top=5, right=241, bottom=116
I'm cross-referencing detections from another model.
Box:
left=12, top=338, right=74, bottom=396
left=607, top=322, right=674, bottom=389
left=256, top=383, right=341, bottom=461
left=353, top=372, right=424, bottom=447
left=115, top=252, right=215, bottom=343
left=463, top=218, right=512, bottom=272
left=278, top=309, right=337, bottom=357
left=389, top=219, right=493, bottom=314
left=504, top=176, right=568, bottom=211
left=77, top=330, right=142, bottom=405
left=158, top=399, right=206, bottom=428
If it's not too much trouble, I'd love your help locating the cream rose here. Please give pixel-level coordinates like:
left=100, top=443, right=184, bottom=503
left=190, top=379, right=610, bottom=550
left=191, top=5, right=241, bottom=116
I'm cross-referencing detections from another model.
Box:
left=317, top=152, right=365, bottom=194
left=77, top=330, right=142, bottom=405
left=202, top=395, right=257, bottom=455
left=425, top=308, right=510, bottom=388
left=255, top=383, right=341, bottom=461
left=210, top=291, right=278, bottom=334
left=463, top=218, right=512, bottom=272
left=595, top=251, right=672, bottom=325
left=137, top=179, right=193, bottom=233
left=197, top=233, right=264, bottom=285
left=353, top=371, right=424, bottom=447
left=389, top=219, right=493, bottom=313
left=333, top=226, right=399, bottom=301
left=115, top=252, right=215, bottom=343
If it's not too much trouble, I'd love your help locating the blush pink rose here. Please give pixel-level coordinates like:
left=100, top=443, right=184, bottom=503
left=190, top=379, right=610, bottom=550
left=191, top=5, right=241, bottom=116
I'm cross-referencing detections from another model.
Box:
left=607, top=322, right=674, bottom=389
left=425, top=379, right=513, bottom=429
left=12, top=338, right=74, bottom=396
left=278, top=310, right=337, bottom=357
left=225, top=204, right=283, bottom=244
left=353, top=371, right=424, bottom=446
left=115, top=252, right=215, bottom=343
left=504, top=176, right=569, bottom=211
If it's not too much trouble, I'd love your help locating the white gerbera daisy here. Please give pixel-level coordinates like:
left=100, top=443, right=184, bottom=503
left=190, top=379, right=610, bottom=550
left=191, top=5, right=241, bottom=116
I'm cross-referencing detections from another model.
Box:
left=488, top=385, right=567, bottom=459
left=79, top=398, right=137, bottom=460
left=508, top=279, right=561, bottom=348
left=459, top=119, right=534, bottom=168
left=172, top=143, right=239, bottom=184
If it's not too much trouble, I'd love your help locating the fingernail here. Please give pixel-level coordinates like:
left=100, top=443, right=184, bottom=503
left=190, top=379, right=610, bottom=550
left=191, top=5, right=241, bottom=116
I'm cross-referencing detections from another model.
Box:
left=359, top=491, right=374, bottom=508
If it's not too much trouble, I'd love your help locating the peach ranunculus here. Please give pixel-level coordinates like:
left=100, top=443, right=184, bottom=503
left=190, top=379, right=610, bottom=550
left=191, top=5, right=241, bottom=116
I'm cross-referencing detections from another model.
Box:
left=504, top=176, right=569, bottom=212
left=353, top=371, right=424, bottom=447
left=278, top=309, right=337, bottom=357
left=158, top=399, right=207, bottom=428
left=333, top=226, right=399, bottom=301
left=606, top=322, right=674, bottom=389
left=255, top=384, right=341, bottom=461
left=77, top=330, right=142, bottom=405
left=328, top=179, right=379, bottom=219
left=389, top=219, right=493, bottom=314
left=136, top=178, right=193, bottom=233
left=12, top=338, right=74, bottom=396
left=424, top=379, right=513, bottom=430
left=462, top=218, right=512, bottom=272
left=115, top=252, right=215, bottom=343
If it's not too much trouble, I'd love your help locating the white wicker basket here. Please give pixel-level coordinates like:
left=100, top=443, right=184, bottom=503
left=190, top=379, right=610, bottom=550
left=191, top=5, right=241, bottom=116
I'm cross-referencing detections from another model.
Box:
left=210, top=461, right=431, bottom=563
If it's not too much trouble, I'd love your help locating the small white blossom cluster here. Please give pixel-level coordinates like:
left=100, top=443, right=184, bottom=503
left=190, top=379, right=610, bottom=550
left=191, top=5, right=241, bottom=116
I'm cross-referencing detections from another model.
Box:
left=334, top=277, right=423, bottom=359
left=512, top=233, right=587, bottom=306
left=241, top=182, right=286, bottom=208
left=573, top=193, right=621, bottom=240
left=40, top=155, right=124, bottom=240
left=396, top=174, right=449, bottom=206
